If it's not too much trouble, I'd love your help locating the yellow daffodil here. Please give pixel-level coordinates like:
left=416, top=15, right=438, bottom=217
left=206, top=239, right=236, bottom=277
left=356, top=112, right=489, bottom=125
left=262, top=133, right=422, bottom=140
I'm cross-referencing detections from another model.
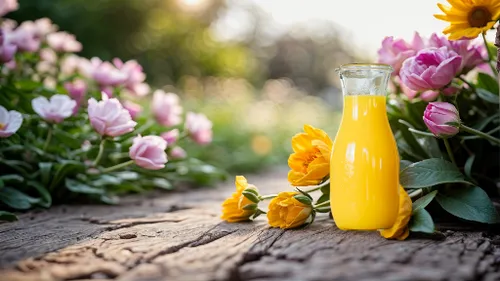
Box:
left=379, top=186, right=412, bottom=240
left=288, top=124, right=333, bottom=186
left=435, top=0, right=500, bottom=40
left=221, top=176, right=259, bottom=222
left=267, top=192, right=312, bottom=229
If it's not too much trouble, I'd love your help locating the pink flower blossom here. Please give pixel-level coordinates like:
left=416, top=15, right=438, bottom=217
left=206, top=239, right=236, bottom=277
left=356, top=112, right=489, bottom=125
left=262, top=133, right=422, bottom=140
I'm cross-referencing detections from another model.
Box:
left=160, top=129, right=179, bottom=145
left=400, top=47, right=462, bottom=92
left=129, top=135, right=168, bottom=170
left=152, top=90, right=183, bottom=127
left=32, top=94, right=76, bottom=123
left=377, top=32, right=425, bottom=75
left=10, top=21, right=42, bottom=52
left=428, top=33, right=485, bottom=73
left=0, top=0, right=18, bottom=17
left=87, top=57, right=127, bottom=87
left=33, top=18, right=56, bottom=37
left=169, top=146, right=187, bottom=159
left=423, top=102, right=460, bottom=138
left=0, top=29, right=17, bottom=63
left=39, top=48, right=57, bottom=63
left=113, top=58, right=149, bottom=96
left=64, top=79, right=87, bottom=114
left=122, top=100, right=142, bottom=120
left=185, top=112, right=212, bottom=145
left=87, top=95, right=137, bottom=137
left=0, top=105, right=22, bottom=138
left=47, top=32, right=82, bottom=53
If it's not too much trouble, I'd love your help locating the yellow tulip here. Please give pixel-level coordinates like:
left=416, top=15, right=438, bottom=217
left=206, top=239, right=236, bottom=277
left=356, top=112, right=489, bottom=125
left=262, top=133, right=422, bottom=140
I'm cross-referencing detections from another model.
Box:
left=379, top=186, right=412, bottom=240
left=221, top=176, right=259, bottom=222
left=288, top=124, right=333, bottom=186
left=267, top=192, right=312, bottom=229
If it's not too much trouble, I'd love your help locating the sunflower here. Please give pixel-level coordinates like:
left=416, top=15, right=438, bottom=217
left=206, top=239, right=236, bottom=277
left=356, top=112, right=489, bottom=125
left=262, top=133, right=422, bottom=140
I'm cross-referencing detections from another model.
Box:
left=434, top=0, right=500, bottom=40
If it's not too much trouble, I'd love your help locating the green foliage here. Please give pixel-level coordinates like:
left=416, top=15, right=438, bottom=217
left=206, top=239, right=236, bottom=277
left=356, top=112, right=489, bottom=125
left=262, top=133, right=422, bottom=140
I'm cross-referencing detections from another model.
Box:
left=409, top=209, right=434, bottom=234
left=400, top=158, right=470, bottom=189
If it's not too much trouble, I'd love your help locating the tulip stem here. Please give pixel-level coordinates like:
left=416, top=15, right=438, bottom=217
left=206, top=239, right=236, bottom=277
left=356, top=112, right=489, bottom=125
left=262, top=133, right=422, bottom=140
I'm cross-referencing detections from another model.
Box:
left=409, top=189, right=423, bottom=199
left=93, top=138, right=107, bottom=167
left=313, top=200, right=330, bottom=209
left=259, top=194, right=278, bottom=200
left=460, top=125, right=500, bottom=146
left=442, top=138, right=457, bottom=166
left=101, top=160, right=134, bottom=174
left=43, top=126, right=53, bottom=151
left=408, top=128, right=436, bottom=137
left=296, top=178, right=330, bottom=193
left=481, top=33, right=498, bottom=75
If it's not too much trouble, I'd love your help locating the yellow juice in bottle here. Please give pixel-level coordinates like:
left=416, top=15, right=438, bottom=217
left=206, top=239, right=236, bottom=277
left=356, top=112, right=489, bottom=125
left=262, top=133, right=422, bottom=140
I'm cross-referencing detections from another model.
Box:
left=330, top=95, right=399, bottom=230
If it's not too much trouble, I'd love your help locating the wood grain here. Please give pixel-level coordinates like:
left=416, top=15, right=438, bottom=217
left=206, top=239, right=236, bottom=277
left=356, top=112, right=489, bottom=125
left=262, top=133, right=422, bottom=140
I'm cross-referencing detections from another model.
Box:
left=1, top=169, right=500, bottom=281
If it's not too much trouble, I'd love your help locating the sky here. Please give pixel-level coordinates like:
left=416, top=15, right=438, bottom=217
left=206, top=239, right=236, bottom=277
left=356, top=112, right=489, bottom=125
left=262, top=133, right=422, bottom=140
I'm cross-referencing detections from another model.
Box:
left=212, top=0, right=497, bottom=59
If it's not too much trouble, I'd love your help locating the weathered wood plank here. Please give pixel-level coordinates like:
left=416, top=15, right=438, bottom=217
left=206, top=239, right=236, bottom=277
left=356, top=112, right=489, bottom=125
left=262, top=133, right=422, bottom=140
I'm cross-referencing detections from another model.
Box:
left=1, top=169, right=500, bottom=281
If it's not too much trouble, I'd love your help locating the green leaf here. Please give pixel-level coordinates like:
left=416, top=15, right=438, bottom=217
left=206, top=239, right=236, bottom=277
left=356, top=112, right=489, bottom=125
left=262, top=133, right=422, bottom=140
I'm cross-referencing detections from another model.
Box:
left=315, top=207, right=331, bottom=213
left=52, top=128, right=83, bottom=149
left=0, top=174, right=24, bottom=183
left=65, top=178, right=104, bottom=195
left=436, top=186, right=500, bottom=224
left=99, top=194, right=119, bottom=205
left=400, top=158, right=470, bottom=188
left=293, top=194, right=312, bottom=205
left=476, top=89, right=499, bottom=104
left=400, top=160, right=412, bottom=172
left=51, top=161, right=85, bottom=190
left=0, top=187, right=40, bottom=210
left=477, top=72, right=499, bottom=94
left=27, top=181, right=52, bottom=208
left=153, top=178, right=173, bottom=190
left=242, top=203, right=258, bottom=211
left=0, top=211, right=17, bottom=221
left=412, top=190, right=437, bottom=212
left=472, top=113, right=499, bottom=130
left=398, top=121, right=429, bottom=159
left=113, top=171, right=139, bottom=181
left=39, top=162, right=52, bottom=187
left=316, top=193, right=329, bottom=205
left=409, top=208, right=435, bottom=233
left=92, top=175, right=122, bottom=186
left=464, top=154, right=475, bottom=180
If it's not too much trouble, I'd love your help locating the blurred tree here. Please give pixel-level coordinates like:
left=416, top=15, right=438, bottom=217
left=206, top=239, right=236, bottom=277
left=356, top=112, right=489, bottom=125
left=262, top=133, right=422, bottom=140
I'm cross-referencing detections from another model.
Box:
left=8, top=0, right=259, bottom=87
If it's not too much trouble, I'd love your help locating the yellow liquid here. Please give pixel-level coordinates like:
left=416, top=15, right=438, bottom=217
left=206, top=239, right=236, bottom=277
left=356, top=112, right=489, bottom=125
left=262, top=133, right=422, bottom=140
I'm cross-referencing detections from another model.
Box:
left=330, top=95, right=399, bottom=230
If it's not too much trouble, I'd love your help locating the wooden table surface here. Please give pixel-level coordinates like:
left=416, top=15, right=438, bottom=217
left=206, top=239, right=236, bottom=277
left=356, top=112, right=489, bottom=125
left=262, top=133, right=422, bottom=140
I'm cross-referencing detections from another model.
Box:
left=1, top=169, right=500, bottom=281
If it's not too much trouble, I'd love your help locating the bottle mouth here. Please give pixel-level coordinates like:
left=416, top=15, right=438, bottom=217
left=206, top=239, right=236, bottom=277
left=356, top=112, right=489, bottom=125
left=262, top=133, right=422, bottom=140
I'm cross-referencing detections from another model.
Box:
left=335, top=63, right=393, bottom=73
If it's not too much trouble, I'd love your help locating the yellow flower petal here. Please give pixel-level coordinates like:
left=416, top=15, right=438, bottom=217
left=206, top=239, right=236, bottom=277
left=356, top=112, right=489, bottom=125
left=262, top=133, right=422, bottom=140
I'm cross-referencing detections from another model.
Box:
left=267, top=192, right=312, bottom=229
left=379, top=186, right=412, bottom=240
left=221, top=176, right=259, bottom=223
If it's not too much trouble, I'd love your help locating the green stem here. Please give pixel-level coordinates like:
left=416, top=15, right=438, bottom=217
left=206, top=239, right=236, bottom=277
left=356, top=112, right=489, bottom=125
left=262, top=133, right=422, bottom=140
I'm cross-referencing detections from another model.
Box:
left=93, top=138, right=107, bottom=167
left=259, top=194, right=278, bottom=200
left=408, top=128, right=436, bottom=137
left=409, top=189, right=423, bottom=199
left=43, top=126, right=53, bottom=151
left=297, top=178, right=330, bottom=193
left=460, top=124, right=500, bottom=146
left=313, top=200, right=330, bottom=209
left=100, top=160, right=134, bottom=173
left=481, top=33, right=498, bottom=75
left=443, top=138, right=457, bottom=166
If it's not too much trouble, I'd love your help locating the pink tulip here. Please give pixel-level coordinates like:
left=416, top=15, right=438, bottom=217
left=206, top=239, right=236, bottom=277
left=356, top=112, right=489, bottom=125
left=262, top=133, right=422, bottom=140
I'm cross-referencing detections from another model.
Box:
left=420, top=90, right=440, bottom=102
left=47, top=32, right=82, bottom=53
left=0, top=29, right=17, bottom=63
left=423, top=102, right=460, bottom=138
left=10, top=22, right=42, bottom=52
left=32, top=94, right=76, bottom=123
left=152, top=90, right=183, bottom=127
left=87, top=96, right=137, bottom=137
left=129, top=135, right=168, bottom=170
left=0, top=0, right=18, bottom=17
left=428, top=33, right=485, bottom=73
left=401, top=83, right=418, bottom=100
left=0, top=105, right=22, bottom=138
left=160, top=129, right=179, bottom=145
left=113, top=58, right=148, bottom=96
left=64, top=79, right=87, bottom=114
left=169, top=146, right=187, bottom=159
left=185, top=112, right=213, bottom=145
left=400, top=47, right=462, bottom=92
left=122, top=100, right=142, bottom=120
left=87, top=57, right=127, bottom=87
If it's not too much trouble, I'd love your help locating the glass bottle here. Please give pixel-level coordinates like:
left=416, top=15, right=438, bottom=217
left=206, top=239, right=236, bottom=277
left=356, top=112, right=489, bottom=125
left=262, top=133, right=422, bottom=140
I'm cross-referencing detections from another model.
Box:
left=330, top=63, right=399, bottom=230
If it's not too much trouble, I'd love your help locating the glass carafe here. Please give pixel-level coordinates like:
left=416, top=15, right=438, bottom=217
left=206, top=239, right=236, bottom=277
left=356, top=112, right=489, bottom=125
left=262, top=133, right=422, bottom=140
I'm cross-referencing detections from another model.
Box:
left=330, top=63, right=399, bottom=230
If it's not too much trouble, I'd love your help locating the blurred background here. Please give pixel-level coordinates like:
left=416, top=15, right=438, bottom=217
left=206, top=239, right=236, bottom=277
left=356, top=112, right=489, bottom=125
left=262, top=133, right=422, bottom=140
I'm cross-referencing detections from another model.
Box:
left=8, top=0, right=453, bottom=173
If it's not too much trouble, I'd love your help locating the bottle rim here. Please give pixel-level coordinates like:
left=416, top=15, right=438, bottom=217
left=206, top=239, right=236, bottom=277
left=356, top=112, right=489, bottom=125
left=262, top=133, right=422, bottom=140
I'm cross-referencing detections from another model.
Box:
left=336, top=63, right=393, bottom=73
